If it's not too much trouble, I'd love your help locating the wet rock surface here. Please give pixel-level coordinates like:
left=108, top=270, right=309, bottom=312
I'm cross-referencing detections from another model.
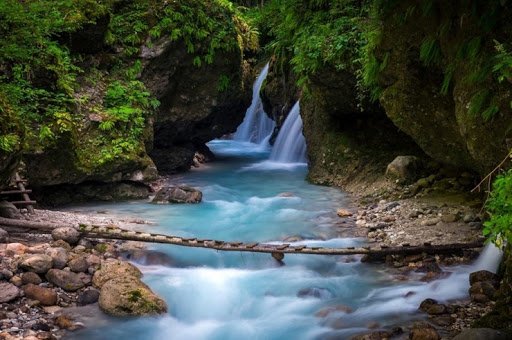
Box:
left=152, top=185, right=202, bottom=204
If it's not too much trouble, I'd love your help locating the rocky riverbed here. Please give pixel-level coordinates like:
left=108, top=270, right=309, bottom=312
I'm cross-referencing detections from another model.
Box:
left=0, top=171, right=507, bottom=340
left=0, top=208, right=165, bottom=339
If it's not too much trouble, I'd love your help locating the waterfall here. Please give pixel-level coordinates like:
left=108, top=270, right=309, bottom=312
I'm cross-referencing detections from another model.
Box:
left=269, top=101, right=307, bottom=163
left=233, top=63, right=275, bottom=144
left=470, top=243, right=503, bottom=273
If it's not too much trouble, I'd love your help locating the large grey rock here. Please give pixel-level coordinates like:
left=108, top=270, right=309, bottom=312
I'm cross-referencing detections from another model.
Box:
left=0, top=282, right=20, bottom=303
left=0, top=227, right=8, bottom=243
left=452, top=328, right=509, bottom=340
left=20, top=254, right=53, bottom=274
left=99, top=277, right=167, bottom=316
left=46, top=269, right=89, bottom=291
left=92, top=259, right=142, bottom=288
left=385, top=156, right=421, bottom=181
left=52, top=227, right=80, bottom=245
left=45, top=247, right=69, bottom=269
left=152, top=186, right=202, bottom=204
left=0, top=201, right=21, bottom=219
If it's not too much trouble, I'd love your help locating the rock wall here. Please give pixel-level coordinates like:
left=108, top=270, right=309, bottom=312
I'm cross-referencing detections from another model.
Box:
left=301, top=66, right=423, bottom=188
left=18, top=3, right=252, bottom=204
left=374, top=0, right=512, bottom=174
left=141, top=40, right=250, bottom=172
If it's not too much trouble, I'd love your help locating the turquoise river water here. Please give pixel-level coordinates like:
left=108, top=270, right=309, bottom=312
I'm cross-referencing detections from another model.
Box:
left=72, top=139, right=498, bottom=340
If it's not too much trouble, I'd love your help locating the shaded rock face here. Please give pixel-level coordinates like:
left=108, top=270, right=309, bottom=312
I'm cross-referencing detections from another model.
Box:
left=300, top=74, right=423, bottom=187
left=24, top=133, right=158, bottom=188
left=0, top=201, right=21, bottom=219
left=0, top=152, right=19, bottom=190
left=260, top=59, right=300, bottom=134
left=374, top=1, right=512, bottom=174
left=142, top=40, right=251, bottom=174
left=32, top=181, right=152, bottom=207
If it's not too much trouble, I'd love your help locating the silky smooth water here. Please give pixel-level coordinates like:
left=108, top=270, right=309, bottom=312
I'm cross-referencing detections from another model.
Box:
left=270, top=101, right=307, bottom=163
left=233, top=63, right=275, bottom=144
left=73, top=140, right=501, bottom=340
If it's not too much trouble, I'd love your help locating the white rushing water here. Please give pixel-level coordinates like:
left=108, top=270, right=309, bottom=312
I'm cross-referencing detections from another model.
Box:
left=269, top=101, right=307, bottom=163
left=233, top=63, right=275, bottom=144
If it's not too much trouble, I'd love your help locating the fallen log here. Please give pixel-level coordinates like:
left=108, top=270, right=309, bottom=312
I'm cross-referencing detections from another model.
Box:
left=0, top=216, right=485, bottom=258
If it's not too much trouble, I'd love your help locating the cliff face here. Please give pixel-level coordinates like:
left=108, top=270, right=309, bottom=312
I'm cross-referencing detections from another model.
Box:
left=373, top=0, right=512, bottom=174
left=300, top=67, right=422, bottom=187
left=142, top=40, right=250, bottom=172
left=4, top=1, right=252, bottom=204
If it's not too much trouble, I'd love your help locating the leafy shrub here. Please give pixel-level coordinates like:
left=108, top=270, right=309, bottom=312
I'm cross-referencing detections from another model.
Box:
left=484, top=167, right=512, bottom=246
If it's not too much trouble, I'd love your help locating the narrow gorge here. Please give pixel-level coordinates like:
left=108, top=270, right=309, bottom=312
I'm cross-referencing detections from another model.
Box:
left=1, top=0, right=511, bottom=339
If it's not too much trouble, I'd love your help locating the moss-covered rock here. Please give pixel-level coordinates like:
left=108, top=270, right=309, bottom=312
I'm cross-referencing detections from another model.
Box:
left=299, top=64, right=423, bottom=188
left=99, top=276, right=167, bottom=317
left=373, top=0, right=512, bottom=174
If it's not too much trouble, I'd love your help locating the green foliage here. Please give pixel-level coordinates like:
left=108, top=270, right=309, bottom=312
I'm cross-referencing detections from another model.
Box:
left=419, top=37, right=442, bottom=66
left=217, top=75, right=231, bottom=92
left=493, top=41, right=512, bottom=83
left=484, top=167, right=512, bottom=245
left=255, top=0, right=369, bottom=91
left=106, top=0, right=254, bottom=64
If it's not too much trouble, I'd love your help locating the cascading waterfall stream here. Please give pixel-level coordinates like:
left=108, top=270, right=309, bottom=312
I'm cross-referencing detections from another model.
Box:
left=233, top=63, right=275, bottom=144
left=269, top=101, right=307, bottom=163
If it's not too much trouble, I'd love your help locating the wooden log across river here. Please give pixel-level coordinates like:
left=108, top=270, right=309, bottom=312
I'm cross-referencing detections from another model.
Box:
left=0, top=217, right=485, bottom=258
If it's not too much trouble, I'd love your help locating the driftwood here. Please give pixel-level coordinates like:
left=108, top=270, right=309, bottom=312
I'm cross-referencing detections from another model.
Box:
left=0, top=217, right=484, bottom=257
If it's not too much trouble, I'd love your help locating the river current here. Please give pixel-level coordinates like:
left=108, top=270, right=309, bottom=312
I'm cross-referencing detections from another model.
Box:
left=71, top=139, right=500, bottom=340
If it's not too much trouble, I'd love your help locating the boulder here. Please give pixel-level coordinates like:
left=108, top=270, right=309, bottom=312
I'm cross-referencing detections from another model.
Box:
left=51, top=227, right=80, bottom=245
left=409, top=322, right=440, bottom=340
left=99, top=277, right=167, bottom=316
left=0, top=227, right=8, bottom=243
left=46, top=269, right=89, bottom=291
left=77, top=288, right=100, bottom=306
left=469, top=270, right=499, bottom=286
left=0, top=201, right=21, bottom=219
left=92, top=259, right=142, bottom=288
left=20, top=254, right=53, bottom=274
left=45, top=247, right=69, bottom=269
left=0, top=282, right=20, bottom=303
left=152, top=186, right=202, bottom=204
left=21, top=272, right=42, bottom=285
left=385, top=156, right=421, bottom=181
left=68, top=256, right=89, bottom=273
left=470, top=281, right=498, bottom=302
left=23, top=284, right=57, bottom=306
left=452, top=328, right=510, bottom=340
left=419, top=298, right=448, bottom=315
